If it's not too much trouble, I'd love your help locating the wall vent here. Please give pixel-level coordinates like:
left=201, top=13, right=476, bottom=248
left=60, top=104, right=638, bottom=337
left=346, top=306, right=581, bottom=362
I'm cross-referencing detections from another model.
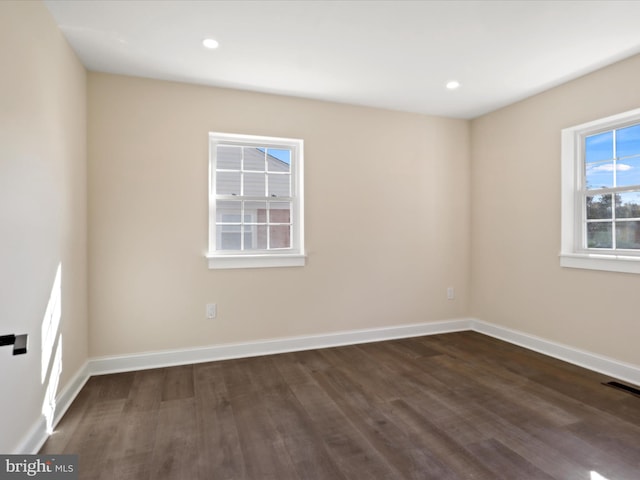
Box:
left=604, top=381, right=640, bottom=398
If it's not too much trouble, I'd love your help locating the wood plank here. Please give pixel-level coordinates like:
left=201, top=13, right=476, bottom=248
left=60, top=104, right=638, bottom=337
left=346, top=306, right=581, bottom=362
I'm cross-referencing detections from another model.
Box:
left=246, top=355, right=347, bottom=480
left=148, top=398, right=199, bottom=480
left=96, top=368, right=165, bottom=480
left=40, top=332, right=640, bottom=480
left=193, top=361, right=247, bottom=480
left=275, top=360, right=402, bottom=479
left=387, top=398, right=496, bottom=479
left=313, top=349, right=457, bottom=479
left=39, top=376, right=102, bottom=454
left=161, top=364, right=194, bottom=401
left=222, top=358, right=298, bottom=480
left=63, top=398, right=127, bottom=479
left=465, top=438, right=557, bottom=480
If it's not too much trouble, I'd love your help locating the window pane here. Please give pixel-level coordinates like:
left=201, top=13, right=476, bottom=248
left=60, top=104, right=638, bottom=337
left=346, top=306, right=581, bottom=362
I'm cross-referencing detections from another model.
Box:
left=586, top=194, right=612, bottom=219
left=246, top=225, right=268, bottom=250
left=217, top=200, right=242, bottom=220
left=220, top=235, right=241, bottom=250
left=587, top=222, right=612, bottom=248
left=267, top=149, right=291, bottom=172
left=269, top=202, right=291, bottom=223
left=245, top=201, right=267, bottom=223
left=268, top=173, right=291, bottom=197
left=616, top=221, right=640, bottom=249
left=585, top=162, right=614, bottom=189
left=585, top=131, right=613, bottom=162
left=217, top=146, right=241, bottom=170
left=244, top=147, right=265, bottom=171
left=244, top=172, right=266, bottom=196
left=615, top=191, right=640, bottom=218
left=616, top=124, right=640, bottom=159
left=270, top=225, right=291, bottom=249
left=615, top=157, right=640, bottom=188
left=220, top=224, right=241, bottom=250
left=216, top=171, right=241, bottom=195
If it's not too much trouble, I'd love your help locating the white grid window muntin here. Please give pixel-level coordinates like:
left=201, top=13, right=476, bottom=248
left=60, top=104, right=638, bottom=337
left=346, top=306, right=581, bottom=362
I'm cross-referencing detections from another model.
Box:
left=207, top=132, right=305, bottom=269
left=216, top=201, right=292, bottom=251
left=561, top=107, right=640, bottom=274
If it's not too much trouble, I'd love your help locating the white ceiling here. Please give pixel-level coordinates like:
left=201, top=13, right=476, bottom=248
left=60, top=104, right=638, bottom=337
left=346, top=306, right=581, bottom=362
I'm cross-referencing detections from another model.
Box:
left=44, top=0, right=640, bottom=119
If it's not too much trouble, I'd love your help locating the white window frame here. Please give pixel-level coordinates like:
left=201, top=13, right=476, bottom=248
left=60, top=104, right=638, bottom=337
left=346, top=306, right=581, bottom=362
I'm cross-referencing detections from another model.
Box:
left=561, top=107, right=640, bottom=274
left=206, top=132, right=305, bottom=269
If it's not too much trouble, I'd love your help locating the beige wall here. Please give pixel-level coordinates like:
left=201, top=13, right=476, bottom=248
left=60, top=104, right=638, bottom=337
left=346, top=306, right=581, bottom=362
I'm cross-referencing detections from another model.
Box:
left=4, top=0, right=639, bottom=454
left=470, top=54, right=640, bottom=366
left=0, top=1, right=87, bottom=452
left=4, top=0, right=640, bottom=454
left=88, top=73, right=470, bottom=357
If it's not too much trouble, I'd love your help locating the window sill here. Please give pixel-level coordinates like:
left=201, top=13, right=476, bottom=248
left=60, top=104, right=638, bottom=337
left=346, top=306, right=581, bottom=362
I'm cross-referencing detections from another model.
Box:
left=560, top=252, right=640, bottom=274
left=206, top=253, right=306, bottom=270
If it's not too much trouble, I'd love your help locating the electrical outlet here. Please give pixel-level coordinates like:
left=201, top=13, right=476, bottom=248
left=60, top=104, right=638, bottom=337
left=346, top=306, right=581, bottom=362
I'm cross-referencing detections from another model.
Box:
left=447, top=287, right=455, bottom=300
left=206, top=303, right=217, bottom=319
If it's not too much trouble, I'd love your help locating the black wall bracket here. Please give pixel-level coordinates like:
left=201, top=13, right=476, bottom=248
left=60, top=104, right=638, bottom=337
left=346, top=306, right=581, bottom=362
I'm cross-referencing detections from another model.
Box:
left=0, top=334, right=28, bottom=355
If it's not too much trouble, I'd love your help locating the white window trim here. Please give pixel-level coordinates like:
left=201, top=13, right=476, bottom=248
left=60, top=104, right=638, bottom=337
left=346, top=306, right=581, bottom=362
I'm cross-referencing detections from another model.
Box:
left=207, top=132, right=305, bottom=269
left=560, top=107, right=640, bottom=274
left=206, top=253, right=306, bottom=270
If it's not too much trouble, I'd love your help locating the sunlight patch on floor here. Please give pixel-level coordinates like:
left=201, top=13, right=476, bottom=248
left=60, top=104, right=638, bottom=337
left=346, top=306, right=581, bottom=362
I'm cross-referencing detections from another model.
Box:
left=591, top=471, right=610, bottom=480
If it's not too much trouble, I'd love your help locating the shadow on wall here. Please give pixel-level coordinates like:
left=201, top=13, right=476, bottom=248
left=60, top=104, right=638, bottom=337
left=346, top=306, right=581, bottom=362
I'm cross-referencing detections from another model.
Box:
left=41, top=263, right=63, bottom=434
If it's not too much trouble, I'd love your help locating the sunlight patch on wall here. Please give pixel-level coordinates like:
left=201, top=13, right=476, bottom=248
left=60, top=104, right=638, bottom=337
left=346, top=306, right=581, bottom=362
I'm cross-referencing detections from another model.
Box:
left=41, top=263, right=62, bottom=383
left=42, top=335, right=62, bottom=434
left=40, top=263, right=64, bottom=434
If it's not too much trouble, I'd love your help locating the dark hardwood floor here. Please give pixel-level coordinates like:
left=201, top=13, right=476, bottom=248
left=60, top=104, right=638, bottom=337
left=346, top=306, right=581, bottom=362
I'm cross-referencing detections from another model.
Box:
left=40, top=332, right=640, bottom=479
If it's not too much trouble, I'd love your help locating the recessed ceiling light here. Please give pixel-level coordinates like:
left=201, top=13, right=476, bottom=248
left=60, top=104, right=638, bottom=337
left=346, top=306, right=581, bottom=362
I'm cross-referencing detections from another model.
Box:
left=202, top=38, right=219, bottom=49
left=446, top=80, right=461, bottom=90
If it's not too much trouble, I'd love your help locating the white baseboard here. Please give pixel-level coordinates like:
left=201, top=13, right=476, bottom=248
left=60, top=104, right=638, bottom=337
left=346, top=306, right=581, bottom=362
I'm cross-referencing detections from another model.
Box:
left=89, top=318, right=640, bottom=386
left=89, top=318, right=473, bottom=375
left=471, top=319, right=640, bottom=387
left=15, top=362, right=90, bottom=454
left=14, top=417, right=45, bottom=455
left=17, top=316, right=640, bottom=454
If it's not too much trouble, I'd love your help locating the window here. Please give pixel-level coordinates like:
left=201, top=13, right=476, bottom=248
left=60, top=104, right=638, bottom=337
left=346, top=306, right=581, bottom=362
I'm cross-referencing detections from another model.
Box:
left=561, top=108, right=640, bottom=274
left=206, top=132, right=305, bottom=269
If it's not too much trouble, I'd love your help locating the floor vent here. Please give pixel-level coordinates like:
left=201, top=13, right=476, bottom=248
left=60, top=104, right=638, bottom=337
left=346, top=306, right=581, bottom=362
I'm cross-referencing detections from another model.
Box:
left=604, top=381, right=640, bottom=398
